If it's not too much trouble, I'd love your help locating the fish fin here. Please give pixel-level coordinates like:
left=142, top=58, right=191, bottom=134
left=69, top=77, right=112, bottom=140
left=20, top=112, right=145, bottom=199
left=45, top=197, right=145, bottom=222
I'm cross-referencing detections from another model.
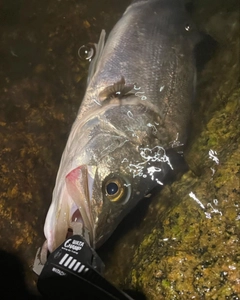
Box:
left=87, top=29, right=106, bottom=84
left=99, top=76, right=134, bottom=101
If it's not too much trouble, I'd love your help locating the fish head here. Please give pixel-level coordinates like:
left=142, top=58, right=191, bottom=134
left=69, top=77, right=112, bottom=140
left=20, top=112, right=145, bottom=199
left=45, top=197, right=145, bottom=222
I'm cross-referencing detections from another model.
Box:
left=44, top=121, right=170, bottom=252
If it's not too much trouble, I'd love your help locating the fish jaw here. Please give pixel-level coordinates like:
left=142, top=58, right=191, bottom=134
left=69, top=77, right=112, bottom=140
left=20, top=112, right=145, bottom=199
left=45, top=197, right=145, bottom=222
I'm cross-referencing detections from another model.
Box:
left=44, top=165, right=97, bottom=253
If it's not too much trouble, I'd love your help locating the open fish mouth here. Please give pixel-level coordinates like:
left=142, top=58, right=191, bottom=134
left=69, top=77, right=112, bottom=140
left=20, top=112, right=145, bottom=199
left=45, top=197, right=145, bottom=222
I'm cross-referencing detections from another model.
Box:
left=43, top=165, right=96, bottom=260
left=65, top=165, right=95, bottom=243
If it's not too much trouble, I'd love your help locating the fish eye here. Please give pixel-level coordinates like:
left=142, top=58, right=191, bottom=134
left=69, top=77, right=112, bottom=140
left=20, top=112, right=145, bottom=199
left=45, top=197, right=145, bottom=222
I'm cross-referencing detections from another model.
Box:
left=103, top=175, right=130, bottom=203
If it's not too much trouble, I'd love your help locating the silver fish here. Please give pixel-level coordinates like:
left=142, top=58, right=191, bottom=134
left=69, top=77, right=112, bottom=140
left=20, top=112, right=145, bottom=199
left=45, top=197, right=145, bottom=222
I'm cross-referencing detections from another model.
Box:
left=44, top=0, right=198, bottom=253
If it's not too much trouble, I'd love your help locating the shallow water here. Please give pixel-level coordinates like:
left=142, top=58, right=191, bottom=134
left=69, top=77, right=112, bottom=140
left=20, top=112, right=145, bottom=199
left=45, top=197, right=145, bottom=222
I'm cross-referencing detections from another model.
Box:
left=0, top=0, right=239, bottom=299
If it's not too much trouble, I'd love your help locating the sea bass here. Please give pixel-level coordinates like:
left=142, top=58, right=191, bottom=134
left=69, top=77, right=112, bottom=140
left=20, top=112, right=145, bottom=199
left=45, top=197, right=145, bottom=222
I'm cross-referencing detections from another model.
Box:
left=44, top=0, right=198, bottom=253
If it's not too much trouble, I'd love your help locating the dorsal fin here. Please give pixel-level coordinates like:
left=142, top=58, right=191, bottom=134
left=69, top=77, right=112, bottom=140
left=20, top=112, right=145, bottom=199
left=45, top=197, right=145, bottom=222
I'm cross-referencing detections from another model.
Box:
left=87, top=30, right=106, bottom=84
left=99, top=76, right=134, bottom=101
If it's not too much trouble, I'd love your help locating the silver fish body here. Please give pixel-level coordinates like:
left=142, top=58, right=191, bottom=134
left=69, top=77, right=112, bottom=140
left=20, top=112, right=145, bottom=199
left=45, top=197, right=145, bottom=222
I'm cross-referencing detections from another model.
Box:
left=44, top=0, right=199, bottom=252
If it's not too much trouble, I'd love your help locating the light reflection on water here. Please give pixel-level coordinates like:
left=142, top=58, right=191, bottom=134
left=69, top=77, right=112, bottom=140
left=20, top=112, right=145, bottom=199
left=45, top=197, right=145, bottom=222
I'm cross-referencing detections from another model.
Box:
left=189, top=191, right=223, bottom=219
left=189, top=147, right=223, bottom=219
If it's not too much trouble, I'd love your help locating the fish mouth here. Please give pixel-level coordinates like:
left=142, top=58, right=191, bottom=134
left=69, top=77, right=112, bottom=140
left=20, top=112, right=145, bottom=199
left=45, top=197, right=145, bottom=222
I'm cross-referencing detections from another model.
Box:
left=44, top=165, right=96, bottom=255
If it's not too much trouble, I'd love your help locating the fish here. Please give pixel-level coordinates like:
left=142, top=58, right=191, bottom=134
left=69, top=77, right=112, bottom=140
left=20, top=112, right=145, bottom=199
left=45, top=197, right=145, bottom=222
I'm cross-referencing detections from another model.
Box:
left=43, top=0, right=199, bottom=254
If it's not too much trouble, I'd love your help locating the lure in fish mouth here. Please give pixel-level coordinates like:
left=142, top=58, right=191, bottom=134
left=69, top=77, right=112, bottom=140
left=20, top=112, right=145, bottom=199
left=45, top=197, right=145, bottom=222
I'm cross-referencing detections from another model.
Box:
left=41, top=0, right=199, bottom=257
